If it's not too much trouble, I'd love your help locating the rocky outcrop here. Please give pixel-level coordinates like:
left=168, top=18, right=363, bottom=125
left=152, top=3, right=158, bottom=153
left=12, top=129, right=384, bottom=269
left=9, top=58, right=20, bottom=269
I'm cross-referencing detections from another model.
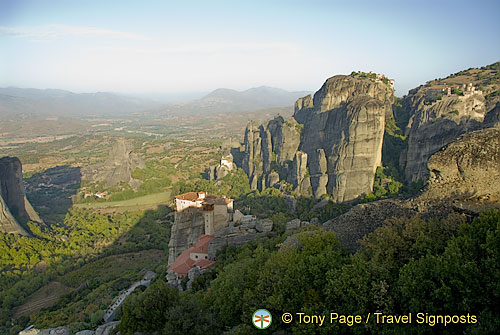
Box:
left=75, top=330, right=95, bottom=335
left=296, top=75, right=392, bottom=202
left=238, top=74, right=392, bottom=202
left=418, top=128, right=500, bottom=213
left=285, top=218, right=315, bottom=233
left=401, top=91, right=487, bottom=182
left=167, top=207, right=205, bottom=266
left=324, top=128, right=500, bottom=251
left=483, top=102, right=500, bottom=128
left=1, top=156, right=41, bottom=235
left=241, top=116, right=302, bottom=190
left=323, top=200, right=416, bottom=251
left=82, top=139, right=145, bottom=190
left=207, top=154, right=237, bottom=181
left=19, top=326, right=70, bottom=335
left=186, top=266, right=202, bottom=291
left=166, top=270, right=183, bottom=291
left=208, top=219, right=273, bottom=259
left=20, top=321, right=119, bottom=335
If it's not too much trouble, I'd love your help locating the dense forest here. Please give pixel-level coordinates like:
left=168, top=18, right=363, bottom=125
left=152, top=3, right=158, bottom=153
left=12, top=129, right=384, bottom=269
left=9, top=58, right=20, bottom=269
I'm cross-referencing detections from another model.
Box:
left=0, top=207, right=172, bottom=334
left=118, top=210, right=500, bottom=334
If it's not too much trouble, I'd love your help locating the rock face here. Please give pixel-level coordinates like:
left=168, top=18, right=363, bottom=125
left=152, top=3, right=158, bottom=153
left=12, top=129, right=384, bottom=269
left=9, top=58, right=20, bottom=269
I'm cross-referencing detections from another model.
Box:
left=208, top=219, right=273, bottom=259
left=420, top=128, right=500, bottom=212
left=0, top=156, right=40, bottom=235
left=238, top=74, right=393, bottom=202
left=167, top=207, right=205, bottom=266
left=19, top=326, right=70, bottom=335
left=20, top=321, right=119, bottom=335
left=186, top=266, right=202, bottom=291
left=323, top=128, right=500, bottom=251
left=323, top=200, right=416, bottom=251
left=295, top=75, right=392, bottom=202
left=82, top=139, right=145, bottom=190
left=401, top=91, right=487, bottom=182
left=207, top=154, right=237, bottom=181
left=241, top=116, right=302, bottom=191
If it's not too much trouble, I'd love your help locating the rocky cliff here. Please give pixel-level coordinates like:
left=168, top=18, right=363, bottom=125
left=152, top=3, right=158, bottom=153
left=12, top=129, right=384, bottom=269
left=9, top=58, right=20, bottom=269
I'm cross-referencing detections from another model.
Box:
left=0, top=156, right=41, bottom=235
left=82, top=139, right=145, bottom=190
left=207, top=219, right=273, bottom=259
left=241, top=116, right=302, bottom=191
left=418, top=128, right=500, bottom=213
left=238, top=74, right=394, bottom=202
left=206, top=154, right=237, bottom=181
left=400, top=90, right=487, bottom=182
left=167, top=207, right=205, bottom=266
left=324, top=127, right=500, bottom=251
left=401, top=62, right=500, bottom=183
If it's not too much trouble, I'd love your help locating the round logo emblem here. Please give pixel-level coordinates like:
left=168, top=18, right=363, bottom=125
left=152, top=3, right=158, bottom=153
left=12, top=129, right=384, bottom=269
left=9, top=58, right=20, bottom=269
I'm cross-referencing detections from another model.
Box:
left=252, top=309, right=272, bottom=329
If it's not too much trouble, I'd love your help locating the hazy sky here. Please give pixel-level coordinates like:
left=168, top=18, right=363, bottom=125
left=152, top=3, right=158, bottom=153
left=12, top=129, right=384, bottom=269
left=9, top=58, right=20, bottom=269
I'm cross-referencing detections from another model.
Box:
left=1, top=0, right=499, bottom=97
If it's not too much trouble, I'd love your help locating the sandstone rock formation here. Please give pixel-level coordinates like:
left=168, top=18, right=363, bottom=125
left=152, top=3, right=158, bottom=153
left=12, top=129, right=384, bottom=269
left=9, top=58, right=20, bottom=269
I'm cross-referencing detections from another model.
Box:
left=166, top=270, right=183, bottom=291
left=186, top=266, right=202, bottom=291
left=401, top=91, right=486, bottom=182
left=19, top=326, right=70, bottom=335
left=241, top=116, right=302, bottom=191
left=323, top=200, right=416, bottom=251
left=418, top=128, right=500, bottom=213
left=167, top=207, right=205, bottom=266
left=324, top=128, right=500, bottom=251
left=207, top=154, right=237, bottom=181
left=82, top=139, right=145, bottom=190
left=208, top=219, right=273, bottom=259
left=0, top=156, right=41, bottom=235
left=238, top=74, right=393, bottom=202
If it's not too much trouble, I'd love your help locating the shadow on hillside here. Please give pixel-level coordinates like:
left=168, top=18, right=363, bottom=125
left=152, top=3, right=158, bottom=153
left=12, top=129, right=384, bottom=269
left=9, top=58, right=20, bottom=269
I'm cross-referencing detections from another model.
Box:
left=25, top=166, right=82, bottom=226
left=7, top=202, right=175, bottom=333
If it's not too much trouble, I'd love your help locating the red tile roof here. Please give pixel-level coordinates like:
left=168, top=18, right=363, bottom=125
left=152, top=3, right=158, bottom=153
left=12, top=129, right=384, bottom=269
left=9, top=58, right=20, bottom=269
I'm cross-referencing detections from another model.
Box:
left=167, top=235, right=215, bottom=277
left=203, top=197, right=233, bottom=205
left=191, top=235, right=213, bottom=253
left=175, top=192, right=205, bottom=201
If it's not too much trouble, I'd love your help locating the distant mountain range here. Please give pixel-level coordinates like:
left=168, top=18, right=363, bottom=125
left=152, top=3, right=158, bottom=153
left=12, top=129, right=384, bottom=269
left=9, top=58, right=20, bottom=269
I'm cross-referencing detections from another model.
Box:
left=0, top=86, right=311, bottom=119
left=0, top=87, right=159, bottom=119
left=186, top=86, right=311, bottom=113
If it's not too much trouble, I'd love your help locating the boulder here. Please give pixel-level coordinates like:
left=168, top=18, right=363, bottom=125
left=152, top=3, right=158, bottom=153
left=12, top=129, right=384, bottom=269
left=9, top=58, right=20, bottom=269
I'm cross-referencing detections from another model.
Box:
left=255, top=219, right=273, bottom=233
left=285, top=218, right=301, bottom=232
left=208, top=223, right=270, bottom=259
left=95, top=321, right=120, bottom=335
left=186, top=266, right=202, bottom=291
left=39, top=327, right=70, bottom=335
left=166, top=270, right=183, bottom=291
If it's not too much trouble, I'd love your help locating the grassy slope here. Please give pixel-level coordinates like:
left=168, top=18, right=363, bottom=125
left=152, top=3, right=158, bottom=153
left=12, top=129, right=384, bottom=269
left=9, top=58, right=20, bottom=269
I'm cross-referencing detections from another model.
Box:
left=73, top=191, right=172, bottom=209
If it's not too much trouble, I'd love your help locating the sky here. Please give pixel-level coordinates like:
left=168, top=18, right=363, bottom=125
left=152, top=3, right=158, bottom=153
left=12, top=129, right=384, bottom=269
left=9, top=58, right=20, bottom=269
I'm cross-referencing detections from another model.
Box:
left=1, top=0, right=499, bottom=97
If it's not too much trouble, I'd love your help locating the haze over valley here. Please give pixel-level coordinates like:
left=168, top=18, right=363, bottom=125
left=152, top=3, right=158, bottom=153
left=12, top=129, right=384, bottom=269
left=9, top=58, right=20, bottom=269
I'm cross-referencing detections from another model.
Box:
left=1, top=1, right=500, bottom=334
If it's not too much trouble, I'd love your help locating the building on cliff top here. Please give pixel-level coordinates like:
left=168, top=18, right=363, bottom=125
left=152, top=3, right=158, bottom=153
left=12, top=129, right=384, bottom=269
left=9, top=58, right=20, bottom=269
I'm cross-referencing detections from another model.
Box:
left=169, top=192, right=233, bottom=277
left=174, top=191, right=207, bottom=211
left=167, top=234, right=215, bottom=278
left=174, top=191, right=234, bottom=235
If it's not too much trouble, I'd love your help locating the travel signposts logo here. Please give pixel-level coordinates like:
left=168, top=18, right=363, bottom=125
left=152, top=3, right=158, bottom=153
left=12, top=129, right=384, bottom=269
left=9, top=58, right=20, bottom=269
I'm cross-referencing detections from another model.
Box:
left=253, top=309, right=272, bottom=329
